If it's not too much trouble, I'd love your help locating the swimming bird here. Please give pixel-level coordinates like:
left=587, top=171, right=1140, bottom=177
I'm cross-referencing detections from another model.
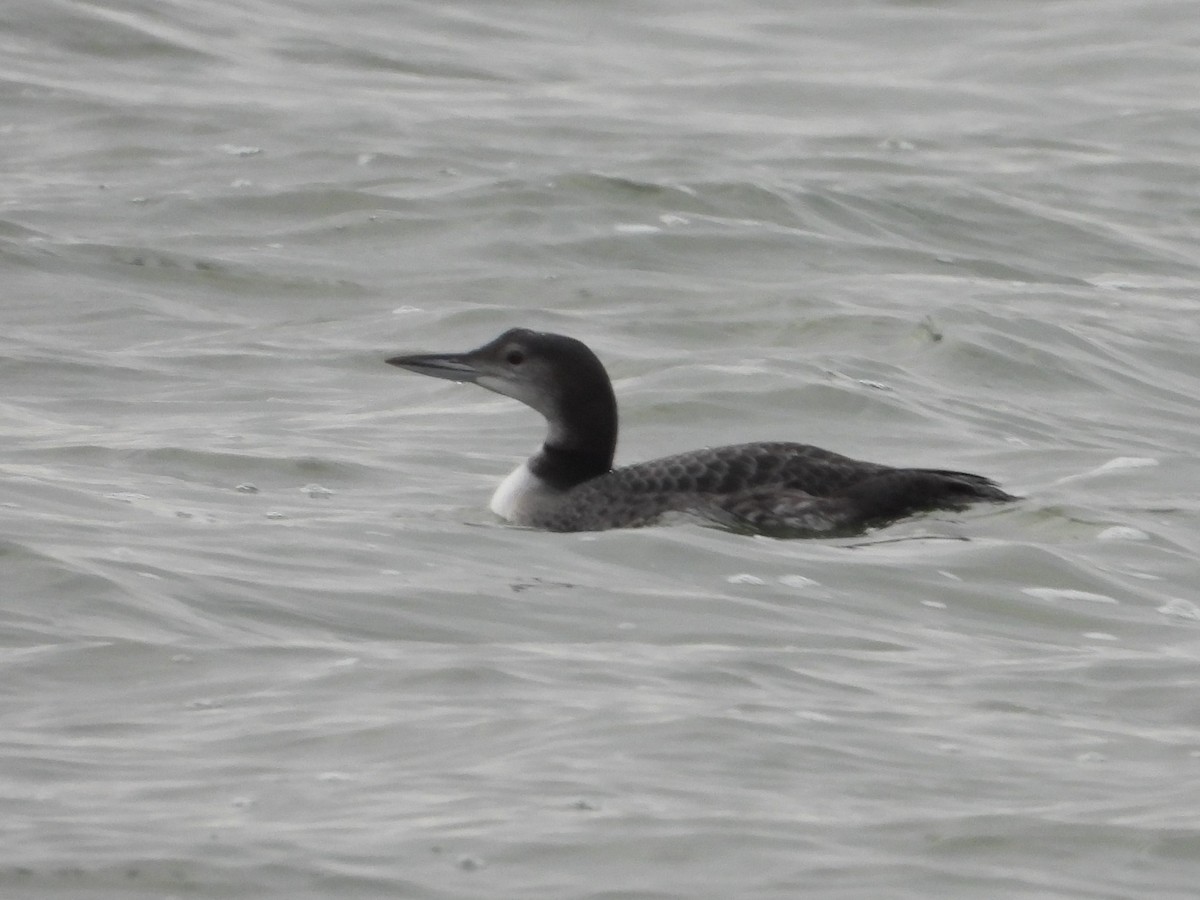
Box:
left=386, top=328, right=1013, bottom=535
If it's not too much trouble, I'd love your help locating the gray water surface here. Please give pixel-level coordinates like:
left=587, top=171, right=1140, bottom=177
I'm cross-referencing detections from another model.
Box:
left=4, top=1, right=1200, bottom=897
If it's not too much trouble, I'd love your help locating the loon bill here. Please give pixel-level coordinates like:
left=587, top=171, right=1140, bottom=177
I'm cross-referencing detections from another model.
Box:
left=386, top=328, right=1014, bottom=535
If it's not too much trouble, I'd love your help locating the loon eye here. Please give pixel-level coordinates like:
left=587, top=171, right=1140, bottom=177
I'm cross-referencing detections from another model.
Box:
left=505, top=349, right=525, bottom=366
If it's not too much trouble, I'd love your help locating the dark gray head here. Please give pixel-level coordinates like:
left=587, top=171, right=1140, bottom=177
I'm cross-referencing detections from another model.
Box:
left=387, top=328, right=619, bottom=483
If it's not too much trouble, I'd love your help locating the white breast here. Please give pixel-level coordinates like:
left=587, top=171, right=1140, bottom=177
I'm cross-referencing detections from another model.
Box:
left=489, top=461, right=544, bottom=522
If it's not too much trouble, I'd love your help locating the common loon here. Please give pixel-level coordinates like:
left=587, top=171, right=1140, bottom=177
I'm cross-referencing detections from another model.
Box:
left=386, top=328, right=1014, bottom=535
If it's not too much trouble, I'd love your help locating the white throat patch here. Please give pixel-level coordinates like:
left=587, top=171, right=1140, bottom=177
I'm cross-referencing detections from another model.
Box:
left=489, top=461, right=544, bottom=522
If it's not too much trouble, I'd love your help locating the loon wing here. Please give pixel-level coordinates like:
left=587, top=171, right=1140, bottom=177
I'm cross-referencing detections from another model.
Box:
left=703, top=467, right=1011, bottom=536
left=525, top=444, right=1012, bottom=534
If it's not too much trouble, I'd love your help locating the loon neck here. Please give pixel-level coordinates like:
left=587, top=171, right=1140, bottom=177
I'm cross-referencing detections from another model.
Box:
left=530, top=442, right=613, bottom=490
left=523, top=366, right=618, bottom=490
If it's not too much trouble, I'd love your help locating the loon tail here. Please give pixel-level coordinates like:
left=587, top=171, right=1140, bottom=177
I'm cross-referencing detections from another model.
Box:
left=840, top=468, right=1016, bottom=527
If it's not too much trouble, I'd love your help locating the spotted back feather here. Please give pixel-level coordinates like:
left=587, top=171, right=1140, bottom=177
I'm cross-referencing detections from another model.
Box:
left=516, top=442, right=1012, bottom=533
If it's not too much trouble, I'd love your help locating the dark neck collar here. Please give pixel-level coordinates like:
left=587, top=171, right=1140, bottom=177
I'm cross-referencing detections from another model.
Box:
left=530, top=442, right=613, bottom=490
left=528, top=353, right=619, bottom=490
left=530, top=393, right=618, bottom=490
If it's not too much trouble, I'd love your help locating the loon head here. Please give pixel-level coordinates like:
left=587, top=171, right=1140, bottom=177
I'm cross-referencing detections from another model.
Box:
left=387, top=328, right=619, bottom=481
